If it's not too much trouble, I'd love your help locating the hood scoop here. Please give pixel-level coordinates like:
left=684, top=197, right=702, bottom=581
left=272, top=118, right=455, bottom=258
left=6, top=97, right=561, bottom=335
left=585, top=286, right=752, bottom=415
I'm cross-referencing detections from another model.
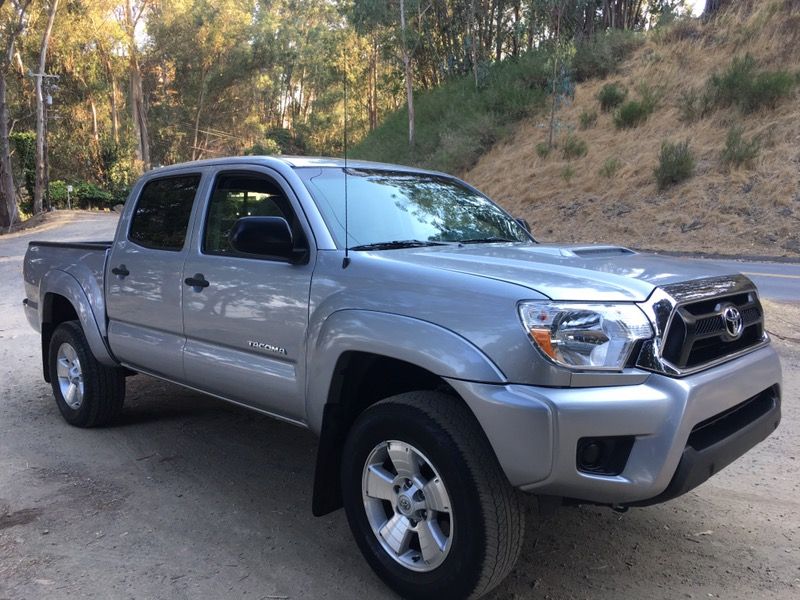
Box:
left=566, top=245, right=637, bottom=258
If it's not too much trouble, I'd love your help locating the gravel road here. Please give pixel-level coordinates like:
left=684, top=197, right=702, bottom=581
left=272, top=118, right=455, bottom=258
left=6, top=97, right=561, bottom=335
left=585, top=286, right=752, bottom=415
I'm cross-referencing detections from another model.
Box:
left=1, top=212, right=798, bottom=599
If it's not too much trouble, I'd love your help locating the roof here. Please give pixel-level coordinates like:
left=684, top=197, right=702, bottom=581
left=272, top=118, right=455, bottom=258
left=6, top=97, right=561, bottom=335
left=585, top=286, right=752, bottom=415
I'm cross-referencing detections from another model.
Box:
left=146, top=155, right=447, bottom=177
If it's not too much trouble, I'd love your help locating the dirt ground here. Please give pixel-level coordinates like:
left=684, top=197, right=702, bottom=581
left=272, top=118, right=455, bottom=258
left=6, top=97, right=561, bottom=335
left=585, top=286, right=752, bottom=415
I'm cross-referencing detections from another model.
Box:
left=1, top=215, right=799, bottom=599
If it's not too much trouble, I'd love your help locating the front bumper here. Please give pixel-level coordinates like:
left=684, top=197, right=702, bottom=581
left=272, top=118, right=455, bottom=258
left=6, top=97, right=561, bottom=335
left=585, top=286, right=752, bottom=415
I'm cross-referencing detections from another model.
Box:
left=447, top=344, right=782, bottom=505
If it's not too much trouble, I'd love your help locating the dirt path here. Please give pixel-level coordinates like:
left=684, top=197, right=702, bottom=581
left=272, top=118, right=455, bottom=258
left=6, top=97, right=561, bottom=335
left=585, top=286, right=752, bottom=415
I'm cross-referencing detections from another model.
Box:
left=1, top=217, right=798, bottom=599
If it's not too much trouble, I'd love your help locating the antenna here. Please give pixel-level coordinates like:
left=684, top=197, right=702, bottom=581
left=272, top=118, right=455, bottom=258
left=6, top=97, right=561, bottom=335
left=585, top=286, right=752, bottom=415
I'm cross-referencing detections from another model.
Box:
left=342, top=57, right=351, bottom=269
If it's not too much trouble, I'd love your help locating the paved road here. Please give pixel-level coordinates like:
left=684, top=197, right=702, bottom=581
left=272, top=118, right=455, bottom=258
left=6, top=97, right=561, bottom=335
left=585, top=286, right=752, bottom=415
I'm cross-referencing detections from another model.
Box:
left=684, top=257, right=800, bottom=302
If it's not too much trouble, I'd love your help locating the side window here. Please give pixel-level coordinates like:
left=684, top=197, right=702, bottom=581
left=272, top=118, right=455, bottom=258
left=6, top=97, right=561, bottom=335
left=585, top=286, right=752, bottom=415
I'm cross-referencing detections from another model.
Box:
left=129, top=175, right=201, bottom=251
left=203, top=173, right=304, bottom=256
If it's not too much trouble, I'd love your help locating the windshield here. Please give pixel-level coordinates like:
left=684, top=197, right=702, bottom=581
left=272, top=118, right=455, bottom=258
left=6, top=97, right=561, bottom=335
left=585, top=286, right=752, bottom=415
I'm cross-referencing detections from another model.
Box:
left=297, top=167, right=531, bottom=248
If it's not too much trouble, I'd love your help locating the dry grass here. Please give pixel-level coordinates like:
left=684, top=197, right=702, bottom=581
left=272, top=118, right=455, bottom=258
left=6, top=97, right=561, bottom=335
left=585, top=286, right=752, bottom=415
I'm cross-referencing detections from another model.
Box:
left=465, top=0, right=800, bottom=257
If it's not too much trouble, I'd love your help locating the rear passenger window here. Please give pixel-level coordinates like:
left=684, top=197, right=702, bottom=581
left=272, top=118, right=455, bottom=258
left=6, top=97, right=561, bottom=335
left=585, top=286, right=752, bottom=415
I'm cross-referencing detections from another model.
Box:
left=129, top=175, right=201, bottom=251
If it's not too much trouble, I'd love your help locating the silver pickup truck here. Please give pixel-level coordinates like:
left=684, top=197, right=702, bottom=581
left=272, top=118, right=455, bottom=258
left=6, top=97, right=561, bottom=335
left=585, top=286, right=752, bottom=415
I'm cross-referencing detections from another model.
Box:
left=23, top=156, right=782, bottom=599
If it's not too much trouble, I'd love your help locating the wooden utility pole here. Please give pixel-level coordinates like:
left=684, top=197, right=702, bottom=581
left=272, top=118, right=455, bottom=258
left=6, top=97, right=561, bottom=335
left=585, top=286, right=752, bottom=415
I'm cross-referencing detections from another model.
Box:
left=33, top=0, right=59, bottom=215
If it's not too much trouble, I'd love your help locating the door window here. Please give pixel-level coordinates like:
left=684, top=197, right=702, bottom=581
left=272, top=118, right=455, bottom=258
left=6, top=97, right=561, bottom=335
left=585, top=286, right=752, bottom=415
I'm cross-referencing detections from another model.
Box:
left=203, top=173, right=305, bottom=257
left=129, top=175, right=201, bottom=251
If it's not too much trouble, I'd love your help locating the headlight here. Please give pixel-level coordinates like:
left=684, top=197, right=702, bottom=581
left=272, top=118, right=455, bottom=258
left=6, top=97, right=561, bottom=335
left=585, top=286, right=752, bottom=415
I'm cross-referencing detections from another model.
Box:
left=518, top=301, right=653, bottom=370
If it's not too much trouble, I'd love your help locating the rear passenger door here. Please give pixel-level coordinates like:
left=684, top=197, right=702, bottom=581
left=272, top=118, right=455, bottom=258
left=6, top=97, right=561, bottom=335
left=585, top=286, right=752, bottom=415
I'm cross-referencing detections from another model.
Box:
left=181, top=168, right=315, bottom=423
left=106, top=172, right=204, bottom=381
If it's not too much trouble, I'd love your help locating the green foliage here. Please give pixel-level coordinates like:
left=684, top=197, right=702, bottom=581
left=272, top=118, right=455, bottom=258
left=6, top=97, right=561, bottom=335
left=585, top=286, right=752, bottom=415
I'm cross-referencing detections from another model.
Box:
left=597, top=83, right=627, bottom=112
left=599, top=157, right=622, bottom=178
left=708, top=54, right=796, bottom=114
left=614, top=99, right=652, bottom=128
left=573, top=30, right=643, bottom=81
left=613, top=84, right=658, bottom=129
left=535, top=142, right=551, bottom=159
left=244, top=139, right=282, bottom=156
left=48, top=180, right=115, bottom=210
left=560, top=164, right=576, bottom=183
left=354, top=49, right=550, bottom=173
left=578, top=110, right=597, bottom=129
left=561, top=134, right=588, bottom=160
left=721, top=125, right=760, bottom=168
left=10, top=131, right=36, bottom=213
left=654, top=139, right=694, bottom=190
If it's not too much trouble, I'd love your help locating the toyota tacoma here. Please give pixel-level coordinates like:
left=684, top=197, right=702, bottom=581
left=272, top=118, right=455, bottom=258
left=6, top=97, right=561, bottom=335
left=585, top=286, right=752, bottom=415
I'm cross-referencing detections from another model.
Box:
left=23, top=156, right=782, bottom=599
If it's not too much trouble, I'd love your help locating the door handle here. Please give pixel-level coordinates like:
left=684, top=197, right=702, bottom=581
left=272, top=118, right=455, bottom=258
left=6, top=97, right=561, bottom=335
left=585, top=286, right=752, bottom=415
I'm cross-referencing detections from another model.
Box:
left=184, top=273, right=210, bottom=290
left=111, top=264, right=130, bottom=277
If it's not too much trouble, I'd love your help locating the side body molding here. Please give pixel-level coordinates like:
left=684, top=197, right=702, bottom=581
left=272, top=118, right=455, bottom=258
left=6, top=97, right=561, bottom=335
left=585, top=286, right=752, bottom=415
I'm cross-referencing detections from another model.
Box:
left=305, top=309, right=506, bottom=433
left=39, top=269, right=117, bottom=368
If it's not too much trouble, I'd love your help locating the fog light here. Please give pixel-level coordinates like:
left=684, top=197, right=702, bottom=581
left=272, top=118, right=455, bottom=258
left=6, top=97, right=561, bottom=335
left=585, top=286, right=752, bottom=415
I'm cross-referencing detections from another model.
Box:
left=576, top=436, right=635, bottom=476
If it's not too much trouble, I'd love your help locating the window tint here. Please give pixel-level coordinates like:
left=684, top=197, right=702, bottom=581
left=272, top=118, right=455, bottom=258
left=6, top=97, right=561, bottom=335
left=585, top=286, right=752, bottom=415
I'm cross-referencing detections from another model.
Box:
left=204, top=173, right=298, bottom=256
left=129, top=175, right=200, bottom=251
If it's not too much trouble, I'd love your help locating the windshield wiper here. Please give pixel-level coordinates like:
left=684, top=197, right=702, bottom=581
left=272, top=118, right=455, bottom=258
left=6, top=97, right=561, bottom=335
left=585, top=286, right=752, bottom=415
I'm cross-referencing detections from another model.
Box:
left=459, top=237, right=517, bottom=244
left=349, top=239, right=448, bottom=251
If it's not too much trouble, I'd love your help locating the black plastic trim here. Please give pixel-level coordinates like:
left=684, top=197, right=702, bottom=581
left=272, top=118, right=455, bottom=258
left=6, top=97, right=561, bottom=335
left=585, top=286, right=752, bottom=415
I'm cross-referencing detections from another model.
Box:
left=28, top=240, right=113, bottom=251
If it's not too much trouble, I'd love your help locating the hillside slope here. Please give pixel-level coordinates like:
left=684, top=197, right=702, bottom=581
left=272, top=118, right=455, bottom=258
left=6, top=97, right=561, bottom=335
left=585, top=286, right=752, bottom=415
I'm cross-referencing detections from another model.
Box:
left=465, top=3, right=800, bottom=258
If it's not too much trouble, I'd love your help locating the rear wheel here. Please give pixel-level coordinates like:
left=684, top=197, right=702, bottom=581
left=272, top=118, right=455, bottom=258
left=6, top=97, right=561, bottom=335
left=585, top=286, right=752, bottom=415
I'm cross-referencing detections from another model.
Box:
left=341, top=391, right=525, bottom=599
left=48, top=321, right=125, bottom=427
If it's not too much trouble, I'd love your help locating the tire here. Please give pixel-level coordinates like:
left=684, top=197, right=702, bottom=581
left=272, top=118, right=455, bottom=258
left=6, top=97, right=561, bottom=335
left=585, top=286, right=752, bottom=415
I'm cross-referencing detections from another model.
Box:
left=48, top=320, right=125, bottom=427
left=341, top=391, right=525, bottom=600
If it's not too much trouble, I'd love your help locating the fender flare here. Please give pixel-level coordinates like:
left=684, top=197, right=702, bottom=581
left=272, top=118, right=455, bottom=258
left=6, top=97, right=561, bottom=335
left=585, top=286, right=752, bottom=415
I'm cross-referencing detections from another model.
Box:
left=39, top=269, right=117, bottom=373
left=305, top=309, right=506, bottom=433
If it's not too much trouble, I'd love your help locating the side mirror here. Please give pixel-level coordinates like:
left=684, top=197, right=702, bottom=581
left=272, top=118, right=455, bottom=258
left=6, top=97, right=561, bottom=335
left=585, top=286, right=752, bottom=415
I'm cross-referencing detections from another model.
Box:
left=229, top=216, right=295, bottom=260
left=516, top=218, right=531, bottom=233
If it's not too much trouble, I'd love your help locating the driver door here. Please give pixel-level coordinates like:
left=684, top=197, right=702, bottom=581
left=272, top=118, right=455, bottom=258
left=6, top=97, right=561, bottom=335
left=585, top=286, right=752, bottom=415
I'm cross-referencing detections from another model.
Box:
left=181, top=168, right=315, bottom=423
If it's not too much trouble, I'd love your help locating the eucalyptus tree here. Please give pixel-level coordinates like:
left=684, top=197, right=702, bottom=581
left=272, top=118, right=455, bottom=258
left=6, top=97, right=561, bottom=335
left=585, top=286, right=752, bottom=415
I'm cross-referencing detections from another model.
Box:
left=0, top=0, right=32, bottom=228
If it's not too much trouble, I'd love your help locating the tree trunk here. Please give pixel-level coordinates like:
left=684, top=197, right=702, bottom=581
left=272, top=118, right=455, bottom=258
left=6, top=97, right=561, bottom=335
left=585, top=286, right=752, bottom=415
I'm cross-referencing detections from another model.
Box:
left=126, top=0, right=150, bottom=171
left=495, top=0, right=504, bottom=62
left=400, top=0, right=415, bottom=147
left=0, top=73, right=16, bottom=228
left=33, top=0, right=59, bottom=215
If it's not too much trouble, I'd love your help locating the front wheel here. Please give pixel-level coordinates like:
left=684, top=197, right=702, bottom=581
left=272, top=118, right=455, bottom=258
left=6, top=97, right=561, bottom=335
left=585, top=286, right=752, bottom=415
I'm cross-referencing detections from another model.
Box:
left=341, top=391, right=525, bottom=599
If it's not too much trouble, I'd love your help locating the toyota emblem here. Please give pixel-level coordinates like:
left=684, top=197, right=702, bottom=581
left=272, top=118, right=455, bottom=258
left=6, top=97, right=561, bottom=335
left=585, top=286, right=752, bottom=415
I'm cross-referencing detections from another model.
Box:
left=722, top=305, right=744, bottom=339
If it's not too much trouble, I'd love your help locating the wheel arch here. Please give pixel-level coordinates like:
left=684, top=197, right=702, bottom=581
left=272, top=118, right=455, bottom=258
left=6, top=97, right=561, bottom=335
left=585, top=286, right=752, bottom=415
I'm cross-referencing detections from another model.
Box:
left=39, top=271, right=116, bottom=381
left=308, top=311, right=506, bottom=516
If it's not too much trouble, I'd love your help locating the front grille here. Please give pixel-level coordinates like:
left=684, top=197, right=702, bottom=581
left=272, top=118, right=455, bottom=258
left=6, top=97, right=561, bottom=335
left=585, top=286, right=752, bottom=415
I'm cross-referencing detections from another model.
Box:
left=661, top=290, right=764, bottom=371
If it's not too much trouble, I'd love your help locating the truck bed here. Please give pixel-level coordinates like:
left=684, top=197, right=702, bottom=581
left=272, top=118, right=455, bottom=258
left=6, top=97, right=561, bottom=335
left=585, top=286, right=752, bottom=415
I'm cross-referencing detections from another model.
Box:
left=23, top=240, right=113, bottom=335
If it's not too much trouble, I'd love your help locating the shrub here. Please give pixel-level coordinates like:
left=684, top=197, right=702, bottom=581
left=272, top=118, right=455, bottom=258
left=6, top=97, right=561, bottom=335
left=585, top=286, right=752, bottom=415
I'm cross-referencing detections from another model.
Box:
left=573, top=30, right=642, bottom=81
left=708, top=54, right=795, bottom=114
left=579, top=110, right=597, bottom=129
left=746, top=71, right=795, bottom=112
left=597, top=83, right=627, bottom=112
left=678, top=87, right=713, bottom=122
left=535, top=141, right=551, bottom=159
left=599, top=157, right=621, bottom=178
left=614, top=99, right=653, bottom=129
left=561, top=134, right=588, bottom=159
left=560, top=164, right=575, bottom=183
left=245, top=138, right=282, bottom=155
left=654, top=139, right=694, bottom=190
left=721, top=125, right=759, bottom=168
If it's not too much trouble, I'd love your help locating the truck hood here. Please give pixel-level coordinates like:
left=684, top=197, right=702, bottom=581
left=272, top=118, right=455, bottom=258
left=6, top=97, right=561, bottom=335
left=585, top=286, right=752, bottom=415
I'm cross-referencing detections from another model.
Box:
left=373, top=243, right=738, bottom=302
